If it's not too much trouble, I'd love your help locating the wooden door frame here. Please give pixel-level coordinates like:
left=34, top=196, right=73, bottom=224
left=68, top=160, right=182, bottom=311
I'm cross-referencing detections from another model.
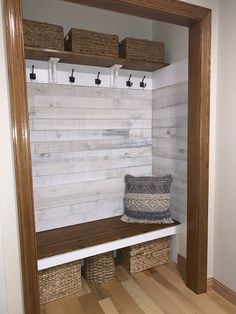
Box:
left=3, top=0, right=211, bottom=313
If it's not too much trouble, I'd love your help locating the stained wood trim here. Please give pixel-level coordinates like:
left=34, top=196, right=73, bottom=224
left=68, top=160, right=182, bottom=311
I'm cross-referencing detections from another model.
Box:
left=178, top=256, right=236, bottom=306
left=3, top=0, right=40, bottom=313
left=3, top=0, right=212, bottom=311
left=212, top=279, right=236, bottom=306
left=64, top=0, right=211, bottom=26
left=187, top=12, right=211, bottom=294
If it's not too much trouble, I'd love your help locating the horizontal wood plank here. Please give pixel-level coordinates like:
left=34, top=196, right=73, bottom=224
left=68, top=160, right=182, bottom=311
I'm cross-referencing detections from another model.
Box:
left=25, top=46, right=168, bottom=72
left=36, top=216, right=180, bottom=259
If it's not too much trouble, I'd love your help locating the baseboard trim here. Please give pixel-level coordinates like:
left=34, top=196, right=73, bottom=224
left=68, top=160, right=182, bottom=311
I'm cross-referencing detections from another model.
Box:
left=177, top=254, right=236, bottom=306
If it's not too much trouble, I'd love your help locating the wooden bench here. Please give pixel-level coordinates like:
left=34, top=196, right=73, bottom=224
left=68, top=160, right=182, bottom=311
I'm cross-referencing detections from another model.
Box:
left=36, top=216, right=180, bottom=270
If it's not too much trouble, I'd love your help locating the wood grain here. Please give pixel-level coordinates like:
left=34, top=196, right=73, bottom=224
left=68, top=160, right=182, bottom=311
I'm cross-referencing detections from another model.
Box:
left=25, top=46, right=168, bottom=72
left=36, top=216, right=180, bottom=259
left=187, top=12, right=212, bottom=293
left=99, top=298, right=119, bottom=314
left=64, top=0, right=211, bottom=26
left=102, top=277, right=144, bottom=314
left=5, top=0, right=212, bottom=310
left=29, top=84, right=152, bottom=230
left=40, top=263, right=236, bottom=314
left=3, top=1, right=40, bottom=313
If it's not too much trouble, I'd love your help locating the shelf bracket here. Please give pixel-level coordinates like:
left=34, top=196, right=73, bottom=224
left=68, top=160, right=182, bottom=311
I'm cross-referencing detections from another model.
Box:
left=110, top=64, right=123, bottom=88
left=48, top=57, right=60, bottom=83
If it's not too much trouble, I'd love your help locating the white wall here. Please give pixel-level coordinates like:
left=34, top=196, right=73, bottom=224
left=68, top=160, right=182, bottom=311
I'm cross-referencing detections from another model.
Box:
left=0, top=0, right=24, bottom=313
left=214, top=0, right=236, bottom=292
left=152, top=21, right=188, bottom=64
left=22, top=0, right=153, bottom=40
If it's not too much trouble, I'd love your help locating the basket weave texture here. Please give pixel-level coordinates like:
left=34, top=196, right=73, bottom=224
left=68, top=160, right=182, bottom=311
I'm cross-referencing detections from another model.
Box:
left=117, top=237, right=170, bottom=273
left=39, top=261, right=81, bottom=304
left=65, top=28, right=119, bottom=57
left=120, top=37, right=165, bottom=63
left=83, top=252, right=115, bottom=284
left=23, top=19, right=64, bottom=50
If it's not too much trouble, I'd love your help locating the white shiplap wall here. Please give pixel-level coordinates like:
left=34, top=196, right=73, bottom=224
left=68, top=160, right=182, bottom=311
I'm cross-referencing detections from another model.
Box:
left=28, top=83, right=152, bottom=231
left=152, top=82, right=188, bottom=206
left=152, top=82, right=188, bottom=256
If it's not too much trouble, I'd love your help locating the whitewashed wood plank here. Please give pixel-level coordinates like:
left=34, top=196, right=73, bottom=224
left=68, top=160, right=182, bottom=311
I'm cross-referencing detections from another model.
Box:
left=33, top=157, right=152, bottom=176
left=34, top=178, right=125, bottom=209
left=153, top=103, right=187, bottom=119
left=152, top=157, right=187, bottom=183
left=32, top=138, right=151, bottom=154
left=37, top=198, right=123, bottom=221
left=30, top=107, right=152, bottom=120
left=33, top=165, right=152, bottom=187
left=28, top=83, right=152, bottom=100
left=30, top=129, right=151, bottom=143
left=36, top=208, right=122, bottom=232
left=152, top=116, right=187, bottom=128
left=152, top=127, right=187, bottom=139
left=29, top=95, right=152, bottom=110
left=31, top=119, right=152, bottom=131
left=32, top=147, right=152, bottom=164
left=30, top=129, right=129, bottom=142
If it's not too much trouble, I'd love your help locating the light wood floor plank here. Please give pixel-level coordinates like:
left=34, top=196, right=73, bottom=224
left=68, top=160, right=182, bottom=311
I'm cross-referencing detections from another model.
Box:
left=40, top=263, right=236, bottom=314
left=147, top=268, right=204, bottom=313
left=44, top=300, right=66, bottom=314
left=133, top=271, right=186, bottom=314
left=61, top=295, right=85, bottom=314
left=90, top=284, right=110, bottom=301
left=102, top=277, right=144, bottom=314
left=115, top=264, right=131, bottom=282
left=156, top=264, right=228, bottom=314
left=122, top=278, right=164, bottom=314
left=207, top=291, right=236, bottom=314
left=79, top=293, right=104, bottom=314
left=75, top=277, right=91, bottom=297
left=99, top=298, right=119, bottom=314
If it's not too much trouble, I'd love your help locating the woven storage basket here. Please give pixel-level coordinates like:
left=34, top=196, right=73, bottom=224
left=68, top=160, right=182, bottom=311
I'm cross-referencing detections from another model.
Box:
left=64, top=28, right=119, bottom=57
left=39, top=261, right=81, bottom=304
left=120, top=37, right=165, bottom=63
left=117, top=237, right=170, bottom=273
left=83, top=252, right=115, bottom=285
left=23, top=19, right=64, bottom=50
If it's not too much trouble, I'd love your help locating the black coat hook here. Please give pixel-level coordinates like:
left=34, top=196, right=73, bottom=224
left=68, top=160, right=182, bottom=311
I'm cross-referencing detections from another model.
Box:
left=95, top=72, right=101, bottom=86
left=69, top=69, right=75, bottom=83
left=126, top=74, right=133, bottom=88
left=30, top=65, right=36, bottom=80
left=140, top=76, right=147, bottom=88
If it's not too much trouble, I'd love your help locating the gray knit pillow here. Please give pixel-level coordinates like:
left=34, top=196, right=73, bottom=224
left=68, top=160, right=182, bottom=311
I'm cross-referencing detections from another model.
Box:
left=121, top=174, right=174, bottom=224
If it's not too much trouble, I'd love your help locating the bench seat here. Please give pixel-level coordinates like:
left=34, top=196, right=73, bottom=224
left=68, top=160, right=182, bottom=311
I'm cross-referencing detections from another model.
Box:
left=37, top=216, right=180, bottom=270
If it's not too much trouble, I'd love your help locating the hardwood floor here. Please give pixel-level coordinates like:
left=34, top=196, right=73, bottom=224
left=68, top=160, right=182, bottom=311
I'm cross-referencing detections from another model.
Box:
left=41, top=263, right=236, bottom=314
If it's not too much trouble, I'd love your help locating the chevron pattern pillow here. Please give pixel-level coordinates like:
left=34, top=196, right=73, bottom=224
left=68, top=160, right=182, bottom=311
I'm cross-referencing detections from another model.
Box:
left=121, top=174, right=174, bottom=224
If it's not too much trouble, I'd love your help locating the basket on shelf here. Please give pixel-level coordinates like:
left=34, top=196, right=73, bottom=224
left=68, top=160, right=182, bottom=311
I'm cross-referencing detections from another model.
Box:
left=119, top=37, right=165, bottom=63
left=64, top=28, right=119, bottom=57
left=117, top=237, right=170, bottom=273
left=38, top=261, right=81, bottom=304
left=83, top=252, right=115, bottom=285
left=23, top=19, right=64, bottom=50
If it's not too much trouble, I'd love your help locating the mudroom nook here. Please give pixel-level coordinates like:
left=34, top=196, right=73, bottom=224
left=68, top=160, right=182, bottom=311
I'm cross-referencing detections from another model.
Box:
left=3, top=0, right=211, bottom=312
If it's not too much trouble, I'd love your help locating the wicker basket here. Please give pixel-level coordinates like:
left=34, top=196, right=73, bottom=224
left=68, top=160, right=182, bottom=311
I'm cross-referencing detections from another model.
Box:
left=117, top=237, right=170, bottom=273
left=23, top=19, right=64, bottom=50
left=120, top=37, right=165, bottom=63
left=39, top=261, right=81, bottom=304
left=83, top=252, right=115, bottom=285
left=64, top=28, right=119, bottom=57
